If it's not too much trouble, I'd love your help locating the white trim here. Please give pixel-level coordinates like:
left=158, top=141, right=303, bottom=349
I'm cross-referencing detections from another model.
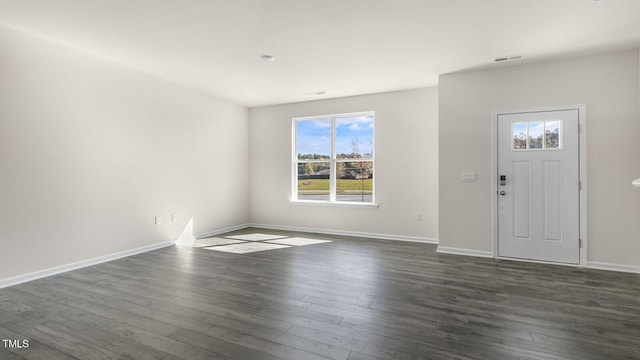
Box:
left=0, top=241, right=175, bottom=289
left=492, top=104, right=587, bottom=266
left=293, top=111, right=376, bottom=122
left=330, top=116, right=336, bottom=202
left=292, top=111, right=376, bottom=205
left=578, top=105, right=588, bottom=267
left=492, top=113, right=499, bottom=260
left=248, top=223, right=438, bottom=244
left=438, top=246, right=640, bottom=274
left=495, top=255, right=582, bottom=268
left=436, top=246, right=493, bottom=258
left=195, top=223, right=250, bottom=239
left=587, top=261, right=640, bottom=274
left=289, top=200, right=380, bottom=208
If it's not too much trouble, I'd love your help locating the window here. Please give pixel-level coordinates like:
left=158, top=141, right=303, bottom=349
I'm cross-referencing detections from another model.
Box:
left=512, top=120, right=562, bottom=150
left=293, top=112, right=375, bottom=204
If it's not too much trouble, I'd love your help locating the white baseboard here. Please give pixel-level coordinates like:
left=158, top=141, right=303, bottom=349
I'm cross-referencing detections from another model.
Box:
left=436, top=246, right=494, bottom=258
left=587, top=261, right=640, bottom=274
left=195, top=223, right=250, bottom=239
left=0, top=241, right=175, bottom=289
left=247, top=223, right=438, bottom=244
left=436, top=247, right=640, bottom=274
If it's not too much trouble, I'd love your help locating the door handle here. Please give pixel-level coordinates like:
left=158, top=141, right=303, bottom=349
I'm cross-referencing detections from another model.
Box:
left=499, top=191, right=506, bottom=196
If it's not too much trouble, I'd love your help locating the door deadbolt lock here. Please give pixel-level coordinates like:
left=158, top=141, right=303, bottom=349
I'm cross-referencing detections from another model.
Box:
left=499, top=191, right=506, bottom=196
left=500, top=175, right=506, bottom=186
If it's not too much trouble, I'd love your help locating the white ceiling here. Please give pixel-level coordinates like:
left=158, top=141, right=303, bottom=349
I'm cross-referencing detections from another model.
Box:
left=1, top=0, right=640, bottom=107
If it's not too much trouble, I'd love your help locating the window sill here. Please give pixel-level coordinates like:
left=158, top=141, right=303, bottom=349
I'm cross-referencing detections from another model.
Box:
left=290, top=200, right=380, bottom=208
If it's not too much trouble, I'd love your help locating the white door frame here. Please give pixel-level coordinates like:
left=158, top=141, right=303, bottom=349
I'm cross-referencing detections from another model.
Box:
left=492, top=104, right=587, bottom=267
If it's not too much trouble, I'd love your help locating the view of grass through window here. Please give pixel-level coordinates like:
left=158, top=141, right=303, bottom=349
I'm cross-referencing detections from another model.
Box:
left=295, top=112, right=374, bottom=203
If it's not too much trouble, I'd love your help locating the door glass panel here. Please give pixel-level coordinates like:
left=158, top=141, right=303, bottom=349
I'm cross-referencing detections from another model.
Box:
left=513, top=123, right=527, bottom=150
left=545, top=121, right=561, bottom=149
left=528, top=122, right=544, bottom=149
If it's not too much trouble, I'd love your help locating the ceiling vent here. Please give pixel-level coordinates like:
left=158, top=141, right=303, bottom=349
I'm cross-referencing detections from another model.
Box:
left=494, top=54, right=524, bottom=63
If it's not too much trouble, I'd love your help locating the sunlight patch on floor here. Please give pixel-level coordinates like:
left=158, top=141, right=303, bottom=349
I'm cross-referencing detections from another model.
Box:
left=195, top=233, right=333, bottom=254
left=192, top=238, right=245, bottom=247
left=265, top=237, right=332, bottom=246
left=223, top=233, right=288, bottom=241
left=204, top=242, right=290, bottom=254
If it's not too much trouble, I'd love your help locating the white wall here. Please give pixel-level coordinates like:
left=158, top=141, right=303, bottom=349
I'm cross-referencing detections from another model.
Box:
left=439, top=50, right=640, bottom=268
left=249, top=88, right=438, bottom=241
left=0, top=26, right=249, bottom=280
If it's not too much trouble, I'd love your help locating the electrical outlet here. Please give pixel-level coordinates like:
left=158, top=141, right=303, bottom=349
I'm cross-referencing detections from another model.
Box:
left=416, top=212, right=423, bottom=221
left=155, top=216, right=161, bottom=225
left=171, top=213, right=177, bottom=223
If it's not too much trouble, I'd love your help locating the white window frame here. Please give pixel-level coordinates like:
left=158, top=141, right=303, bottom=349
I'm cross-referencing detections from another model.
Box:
left=291, top=111, right=377, bottom=207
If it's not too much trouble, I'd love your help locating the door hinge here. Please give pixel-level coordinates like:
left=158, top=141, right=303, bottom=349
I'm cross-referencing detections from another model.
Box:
left=579, top=238, right=582, bottom=248
left=579, top=181, right=582, bottom=191
left=578, top=123, right=581, bottom=133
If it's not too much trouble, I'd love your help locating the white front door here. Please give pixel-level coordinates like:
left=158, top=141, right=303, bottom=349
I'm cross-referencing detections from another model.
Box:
left=497, top=109, right=580, bottom=264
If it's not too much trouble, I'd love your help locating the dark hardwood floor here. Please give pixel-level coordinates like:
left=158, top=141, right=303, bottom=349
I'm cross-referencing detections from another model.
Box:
left=0, top=228, right=639, bottom=359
